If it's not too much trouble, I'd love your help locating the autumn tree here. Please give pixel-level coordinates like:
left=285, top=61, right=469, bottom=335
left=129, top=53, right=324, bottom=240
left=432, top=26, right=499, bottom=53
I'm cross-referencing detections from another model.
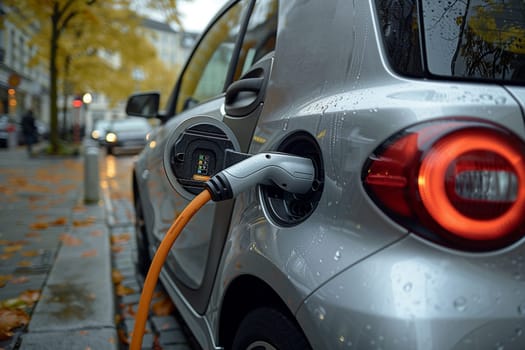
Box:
left=5, top=0, right=159, bottom=153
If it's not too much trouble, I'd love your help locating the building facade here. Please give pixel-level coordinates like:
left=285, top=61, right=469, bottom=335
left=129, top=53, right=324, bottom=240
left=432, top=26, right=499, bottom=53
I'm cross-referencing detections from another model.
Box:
left=0, top=5, right=198, bottom=133
left=0, top=6, right=49, bottom=123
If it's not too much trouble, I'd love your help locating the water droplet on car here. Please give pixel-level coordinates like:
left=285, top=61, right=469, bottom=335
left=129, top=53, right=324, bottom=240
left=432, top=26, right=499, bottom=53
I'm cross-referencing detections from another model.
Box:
left=403, top=283, right=413, bottom=292
left=334, top=250, right=341, bottom=261
left=454, top=297, right=467, bottom=311
left=480, top=94, right=492, bottom=100
left=518, top=303, right=525, bottom=315
left=494, top=96, right=506, bottom=105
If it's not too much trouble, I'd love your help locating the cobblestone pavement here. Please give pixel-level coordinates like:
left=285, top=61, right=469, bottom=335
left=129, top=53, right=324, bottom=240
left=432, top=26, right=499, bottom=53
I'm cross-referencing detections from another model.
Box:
left=100, top=154, right=200, bottom=350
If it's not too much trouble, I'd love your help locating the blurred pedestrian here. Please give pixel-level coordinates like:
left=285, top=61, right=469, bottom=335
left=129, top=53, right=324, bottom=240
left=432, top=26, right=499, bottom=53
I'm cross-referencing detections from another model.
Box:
left=21, top=109, right=37, bottom=156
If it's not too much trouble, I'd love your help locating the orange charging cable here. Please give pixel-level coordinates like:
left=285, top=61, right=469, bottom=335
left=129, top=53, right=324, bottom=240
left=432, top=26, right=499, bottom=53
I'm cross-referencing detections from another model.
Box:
left=130, top=188, right=212, bottom=350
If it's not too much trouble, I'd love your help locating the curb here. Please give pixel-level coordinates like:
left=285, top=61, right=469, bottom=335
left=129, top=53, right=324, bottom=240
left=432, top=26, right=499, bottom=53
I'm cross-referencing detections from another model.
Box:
left=20, top=197, right=118, bottom=350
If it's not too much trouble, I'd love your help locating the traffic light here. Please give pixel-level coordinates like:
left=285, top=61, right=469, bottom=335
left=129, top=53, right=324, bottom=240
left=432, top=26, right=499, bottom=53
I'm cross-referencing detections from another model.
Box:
left=72, top=96, right=83, bottom=108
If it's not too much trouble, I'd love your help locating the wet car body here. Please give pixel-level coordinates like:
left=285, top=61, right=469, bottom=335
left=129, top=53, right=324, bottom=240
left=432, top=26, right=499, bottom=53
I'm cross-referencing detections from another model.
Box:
left=129, top=0, right=525, bottom=349
left=102, top=117, right=152, bottom=155
left=0, top=115, right=17, bottom=148
left=90, top=119, right=110, bottom=145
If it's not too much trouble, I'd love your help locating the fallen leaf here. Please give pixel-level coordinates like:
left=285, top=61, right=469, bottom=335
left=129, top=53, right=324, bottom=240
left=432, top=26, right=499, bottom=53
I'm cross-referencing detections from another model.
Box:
left=73, top=217, right=96, bottom=227
left=73, top=205, right=87, bottom=213
left=0, top=253, right=14, bottom=261
left=21, top=250, right=40, bottom=257
left=0, top=308, right=29, bottom=340
left=90, top=230, right=103, bottom=237
left=29, top=222, right=49, bottom=230
left=3, top=245, right=23, bottom=254
left=50, top=217, right=67, bottom=226
left=152, top=297, right=175, bottom=316
left=115, top=284, right=135, bottom=297
left=18, top=290, right=40, bottom=306
left=24, top=232, right=41, bottom=239
left=111, top=245, right=123, bottom=254
left=0, top=290, right=41, bottom=309
left=111, top=233, right=131, bottom=244
left=10, top=276, right=29, bottom=285
left=81, top=249, right=98, bottom=258
left=112, top=269, right=124, bottom=284
left=59, top=233, right=82, bottom=247
left=17, top=261, right=32, bottom=268
left=0, top=275, right=13, bottom=288
left=117, top=328, right=130, bottom=345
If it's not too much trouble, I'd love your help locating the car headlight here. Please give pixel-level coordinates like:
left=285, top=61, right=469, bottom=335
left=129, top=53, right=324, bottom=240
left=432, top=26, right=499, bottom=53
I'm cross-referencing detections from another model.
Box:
left=91, top=130, right=100, bottom=139
left=105, top=132, right=117, bottom=143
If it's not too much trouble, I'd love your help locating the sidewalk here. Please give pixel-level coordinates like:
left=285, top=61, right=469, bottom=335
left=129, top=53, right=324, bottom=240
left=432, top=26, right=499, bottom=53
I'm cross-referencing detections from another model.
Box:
left=0, top=142, right=195, bottom=350
left=0, top=144, right=117, bottom=350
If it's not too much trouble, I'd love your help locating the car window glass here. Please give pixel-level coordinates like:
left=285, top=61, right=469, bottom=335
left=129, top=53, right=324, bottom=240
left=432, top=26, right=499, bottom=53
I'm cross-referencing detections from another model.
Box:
left=422, top=0, right=525, bottom=83
left=375, top=0, right=424, bottom=77
left=112, top=119, right=151, bottom=131
left=176, top=0, right=251, bottom=113
left=235, top=0, right=278, bottom=79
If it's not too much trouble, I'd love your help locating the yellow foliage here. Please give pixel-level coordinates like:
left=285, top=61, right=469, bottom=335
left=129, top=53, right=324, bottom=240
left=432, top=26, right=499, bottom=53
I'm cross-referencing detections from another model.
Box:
left=468, top=3, right=525, bottom=54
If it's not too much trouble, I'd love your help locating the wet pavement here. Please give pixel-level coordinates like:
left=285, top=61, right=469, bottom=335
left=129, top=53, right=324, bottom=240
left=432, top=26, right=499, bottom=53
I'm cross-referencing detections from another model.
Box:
left=0, top=142, right=197, bottom=350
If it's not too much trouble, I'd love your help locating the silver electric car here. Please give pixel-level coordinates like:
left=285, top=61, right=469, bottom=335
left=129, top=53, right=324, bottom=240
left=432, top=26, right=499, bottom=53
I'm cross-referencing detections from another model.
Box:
left=127, top=0, right=525, bottom=349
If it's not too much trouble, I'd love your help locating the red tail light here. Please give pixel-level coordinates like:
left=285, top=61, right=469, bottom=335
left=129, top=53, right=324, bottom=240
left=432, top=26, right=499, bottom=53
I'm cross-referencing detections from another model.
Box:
left=363, top=119, right=525, bottom=251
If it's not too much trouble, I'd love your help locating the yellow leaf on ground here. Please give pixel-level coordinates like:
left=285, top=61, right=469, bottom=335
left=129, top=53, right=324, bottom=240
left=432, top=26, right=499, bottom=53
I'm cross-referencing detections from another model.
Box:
left=90, top=230, right=103, bottom=237
left=0, top=253, right=14, bottom=261
left=17, top=261, right=32, bottom=268
left=111, top=245, right=123, bottom=254
left=0, top=290, right=41, bottom=309
left=59, top=233, right=82, bottom=247
left=18, top=290, right=40, bottom=306
left=111, top=233, right=131, bottom=244
left=73, top=217, right=96, bottom=227
left=0, top=308, right=29, bottom=340
left=81, top=249, right=98, bottom=258
left=0, top=275, right=13, bottom=288
left=50, top=217, right=67, bottom=226
left=152, top=297, right=175, bottom=316
left=112, top=269, right=124, bottom=284
left=115, top=284, right=135, bottom=296
left=24, top=232, right=41, bottom=239
left=3, top=245, right=23, bottom=254
left=30, top=222, right=49, bottom=230
left=10, top=276, right=29, bottom=285
left=21, top=250, right=40, bottom=257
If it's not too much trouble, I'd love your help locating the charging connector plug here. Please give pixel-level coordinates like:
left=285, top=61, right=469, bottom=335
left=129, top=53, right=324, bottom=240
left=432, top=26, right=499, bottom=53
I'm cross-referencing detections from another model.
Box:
left=205, top=152, right=315, bottom=201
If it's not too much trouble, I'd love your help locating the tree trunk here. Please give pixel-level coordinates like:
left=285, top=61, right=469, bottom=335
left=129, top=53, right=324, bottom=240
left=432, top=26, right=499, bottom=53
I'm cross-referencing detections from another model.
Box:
left=49, top=4, right=60, bottom=154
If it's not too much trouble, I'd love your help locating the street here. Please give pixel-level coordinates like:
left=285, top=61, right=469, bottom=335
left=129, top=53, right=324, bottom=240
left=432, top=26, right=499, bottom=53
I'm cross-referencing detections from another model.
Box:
left=0, top=143, right=195, bottom=350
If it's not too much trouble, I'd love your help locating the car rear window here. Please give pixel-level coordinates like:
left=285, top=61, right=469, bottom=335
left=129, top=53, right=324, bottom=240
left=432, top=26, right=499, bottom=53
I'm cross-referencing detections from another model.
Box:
left=375, top=0, right=525, bottom=84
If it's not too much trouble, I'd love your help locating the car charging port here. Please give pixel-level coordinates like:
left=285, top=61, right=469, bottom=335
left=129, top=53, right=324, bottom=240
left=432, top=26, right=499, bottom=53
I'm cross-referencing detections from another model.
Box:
left=260, top=131, right=324, bottom=226
left=169, top=123, right=236, bottom=195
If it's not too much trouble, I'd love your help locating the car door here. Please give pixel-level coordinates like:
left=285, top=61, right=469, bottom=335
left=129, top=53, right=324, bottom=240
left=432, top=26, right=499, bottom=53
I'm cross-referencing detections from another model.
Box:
left=154, top=0, right=279, bottom=315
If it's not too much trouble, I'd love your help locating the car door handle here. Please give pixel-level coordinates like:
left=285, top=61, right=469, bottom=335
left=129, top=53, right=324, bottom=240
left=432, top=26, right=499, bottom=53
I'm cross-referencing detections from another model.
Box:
left=225, top=77, right=264, bottom=105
